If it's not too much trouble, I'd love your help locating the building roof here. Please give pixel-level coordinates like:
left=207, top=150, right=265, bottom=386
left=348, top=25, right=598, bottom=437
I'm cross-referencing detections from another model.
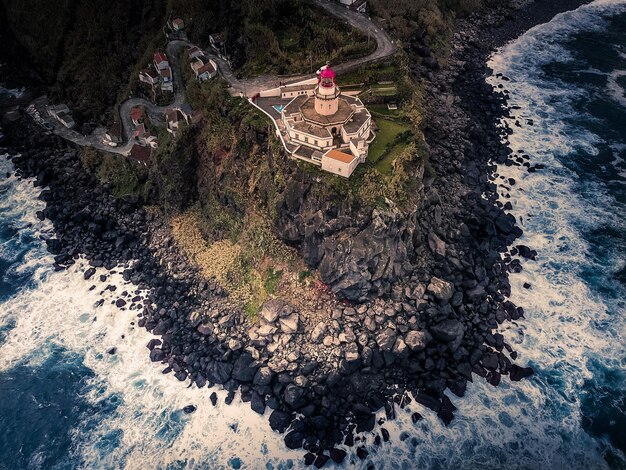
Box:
left=282, top=84, right=314, bottom=93
left=188, top=46, right=201, bottom=56
left=300, top=97, right=353, bottom=125
left=140, top=68, right=159, bottom=79
left=197, top=63, right=215, bottom=75
left=209, top=33, right=223, bottom=42
left=129, top=144, right=151, bottom=162
left=343, top=109, right=370, bottom=134
left=325, top=149, right=355, bottom=164
left=320, top=67, right=336, bottom=79
left=292, top=121, right=332, bottom=139
left=130, top=107, right=143, bottom=121
left=179, top=103, right=193, bottom=117
left=154, top=51, right=167, bottom=63
left=160, top=67, right=172, bottom=79
left=132, top=123, right=147, bottom=138
left=283, top=95, right=309, bottom=116
left=173, top=18, right=184, bottom=27
left=166, top=108, right=183, bottom=125
left=107, top=122, right=122, bottom=138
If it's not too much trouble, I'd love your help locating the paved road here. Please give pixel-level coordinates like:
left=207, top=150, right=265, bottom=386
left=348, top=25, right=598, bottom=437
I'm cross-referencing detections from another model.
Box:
left=43, top=1, right=396, bottom=154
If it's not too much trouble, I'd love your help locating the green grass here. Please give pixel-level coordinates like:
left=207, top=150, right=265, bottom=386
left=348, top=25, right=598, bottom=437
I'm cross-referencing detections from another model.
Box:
left=375, top=141, right=410, bottom=175
left=368, top=118, right=410, bottom=164
left=369, top=104, right=401, bottom=117
left=263, top=267, right=283, bottom=295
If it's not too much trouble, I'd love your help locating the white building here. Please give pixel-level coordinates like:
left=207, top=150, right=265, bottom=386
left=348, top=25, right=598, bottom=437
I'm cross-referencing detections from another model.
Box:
left=48, top=104, right=75, bottom=129
left=279, top=67, right=374, bottom=177
left=190, top=56, right=218, bottom=82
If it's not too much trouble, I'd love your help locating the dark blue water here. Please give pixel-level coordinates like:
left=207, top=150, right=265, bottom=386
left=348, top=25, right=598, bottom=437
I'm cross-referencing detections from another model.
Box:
left=1, top=1, right=626, bottom=468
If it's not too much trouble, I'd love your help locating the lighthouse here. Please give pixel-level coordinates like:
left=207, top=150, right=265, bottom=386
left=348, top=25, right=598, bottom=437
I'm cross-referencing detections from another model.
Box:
left=314, top=67, right=340, bottom=116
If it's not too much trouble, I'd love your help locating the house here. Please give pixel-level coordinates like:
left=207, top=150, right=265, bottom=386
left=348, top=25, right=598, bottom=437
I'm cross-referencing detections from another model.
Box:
left=166, top=108, right=187, bottom=137
left=105, top=122, right=123, bottom=145
left=188, top=46, right=203, bottom=60
left=172, top=18, right=185, bottom=30
left=338, top=0, right=367, bottom=13
left=129, top=144, right=151, bottom=166
left=321, top=149, right=359, bottom=177
left=208, top=33, right=224, bottom=56
left=178, top=103, right=194, bottom=123
left=153, top=51, right=169, bottom=71
left=48, top=104, right=75, bottom=129
left=160, top=66, right=174, bottom=92
left=132, top=123, right=158, bottom=148
left=139, top=69, right=160, bottom=87
left=130, top=107, right=144, bottom=126
left=276, top=67, right=374, bottom=177
left=191, top=57, right=217, bottom=82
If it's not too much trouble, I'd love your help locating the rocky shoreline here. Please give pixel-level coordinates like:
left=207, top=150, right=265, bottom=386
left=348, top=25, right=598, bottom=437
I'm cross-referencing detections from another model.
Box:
left=1, top=0, right=590, bottom=466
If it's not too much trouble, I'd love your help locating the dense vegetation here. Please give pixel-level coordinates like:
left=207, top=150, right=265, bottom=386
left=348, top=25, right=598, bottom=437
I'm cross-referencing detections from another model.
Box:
left=0, top=0, right=166, bottom=124
left=173, top=0, right=373, bottom=76
left=369, top=0, right=486, bottom=52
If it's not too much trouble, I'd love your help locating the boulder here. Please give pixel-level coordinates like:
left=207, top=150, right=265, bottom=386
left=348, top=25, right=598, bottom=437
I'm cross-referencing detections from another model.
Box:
left=279, top=313, right=299, bottom=334
left=269, top=409, right=293, bottom=433
left=231, top=353, right=258, bottom=382
left=253, top=367, right=274, bottom=386
left=427, top=277, right=454, bottom=301
left=259, top=299, right=282, bottom=324
left=430, top=319, right=465, bottom=351
left=376, top=328, right=397, bottom=352
left=310, top=322, right=327, bottom=343
left=284, top=384, right=304, bottom=408
left=428, top=232, right=446, bottom=256
left=405, top=330, right=432, bottom=352
left=344, top=342, right=360, bottom=363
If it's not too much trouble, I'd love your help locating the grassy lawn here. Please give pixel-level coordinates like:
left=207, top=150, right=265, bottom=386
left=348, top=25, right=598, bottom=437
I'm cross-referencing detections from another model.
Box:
left=369, top=118, right=410, bottom=164
left=369, top=104, right=401, bottom=117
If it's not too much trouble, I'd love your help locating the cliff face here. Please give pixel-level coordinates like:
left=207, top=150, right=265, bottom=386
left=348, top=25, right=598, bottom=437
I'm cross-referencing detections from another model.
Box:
left=276, top=171, right=423, bottom=302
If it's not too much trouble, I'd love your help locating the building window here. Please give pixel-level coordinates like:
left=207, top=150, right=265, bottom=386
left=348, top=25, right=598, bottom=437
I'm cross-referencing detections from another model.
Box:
left=304, top=136, right=308, bottom=143
left=314, top=140, right=318, bottom=146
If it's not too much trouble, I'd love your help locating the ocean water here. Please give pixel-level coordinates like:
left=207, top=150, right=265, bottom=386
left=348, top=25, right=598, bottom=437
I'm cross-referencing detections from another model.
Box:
left=1, top=1, right=626, bottom=468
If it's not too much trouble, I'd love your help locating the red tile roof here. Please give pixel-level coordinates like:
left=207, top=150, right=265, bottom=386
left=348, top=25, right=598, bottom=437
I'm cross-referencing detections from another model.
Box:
left=129, top=144, right=151, bottom=162
left=153, top=52, right=167, bottom=64
left=197, top=63, right=215, bottom=75
left=130, top=107, right=143, bottom=121
left=325, top=149, right=355, bottom=164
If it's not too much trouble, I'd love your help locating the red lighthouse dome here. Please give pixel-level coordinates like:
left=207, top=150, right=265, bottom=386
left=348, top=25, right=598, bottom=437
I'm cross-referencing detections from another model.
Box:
left=319, top=67, right=336, bottom=88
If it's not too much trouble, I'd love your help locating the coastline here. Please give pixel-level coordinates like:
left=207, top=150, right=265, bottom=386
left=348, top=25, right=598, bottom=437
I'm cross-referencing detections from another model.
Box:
left=0, top=0, right=597, bottom=465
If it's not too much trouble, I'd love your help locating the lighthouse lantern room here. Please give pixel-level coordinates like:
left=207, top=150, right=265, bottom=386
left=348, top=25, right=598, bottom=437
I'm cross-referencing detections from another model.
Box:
left=314, top=67, right=340, bottom=116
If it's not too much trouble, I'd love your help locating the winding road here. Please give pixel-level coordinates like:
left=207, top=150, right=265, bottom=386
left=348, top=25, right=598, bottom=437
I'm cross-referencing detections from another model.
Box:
left=43, top=0, right=395, bottom=156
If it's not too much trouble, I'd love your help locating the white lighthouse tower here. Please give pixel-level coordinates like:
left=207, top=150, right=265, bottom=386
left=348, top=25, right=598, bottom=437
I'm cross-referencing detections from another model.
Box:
left=314, top=66, right=340, bottom=116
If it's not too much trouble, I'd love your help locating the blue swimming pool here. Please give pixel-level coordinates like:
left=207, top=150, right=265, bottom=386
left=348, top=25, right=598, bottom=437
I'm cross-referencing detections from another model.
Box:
left=272, top=105, right=285, bottom=113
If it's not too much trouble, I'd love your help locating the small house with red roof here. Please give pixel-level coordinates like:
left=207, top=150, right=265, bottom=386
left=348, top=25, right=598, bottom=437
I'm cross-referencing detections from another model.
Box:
left=139, top=69, right=160, bottom=87
left=130, top=107, right=144, bottom=126
left=129, top=144, right=151, bottom=166
left=191, top=57, right=217, bottom=82
left=172, top=18, right=185, bottom=30
left=153, top=52, right=169, bottom=71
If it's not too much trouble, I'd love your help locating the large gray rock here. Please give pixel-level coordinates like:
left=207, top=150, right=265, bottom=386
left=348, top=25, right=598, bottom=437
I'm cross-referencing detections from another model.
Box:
left=345, top=342, right=360, bottom=362
left=405, top=330, right=432, bottom=351
left=279, top=313, right=299, bottom=333
left=427, top=277, right=454, bottom=301
left=430, top=319, right=465, bottom=351
left=376, top=328, right=397, bottom=352
left=428, top=232, right=446, bottom=256
left=259, top=299, right=282, bottom=324
left=310, top=322, right=327, bottom=343
left=275, top=178, right=423, bottom=302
